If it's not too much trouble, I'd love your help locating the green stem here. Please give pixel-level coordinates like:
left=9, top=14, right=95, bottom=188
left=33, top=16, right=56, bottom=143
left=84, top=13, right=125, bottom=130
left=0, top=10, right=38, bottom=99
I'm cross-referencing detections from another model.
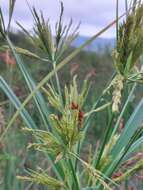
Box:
left=116, top=0, right=119, bottom=42
left=95, top=113, right=115, bottom=169
left=87, top=113, right=114, bottom=187
left=52, top=58, right=63, bottom=106
left=68, top=158, right=80, bottom=190
left=125, top=179, right=128, bottom=189
left=75, top=142, right=80, bottom=171
left=8, top=64, right=14, bottom=119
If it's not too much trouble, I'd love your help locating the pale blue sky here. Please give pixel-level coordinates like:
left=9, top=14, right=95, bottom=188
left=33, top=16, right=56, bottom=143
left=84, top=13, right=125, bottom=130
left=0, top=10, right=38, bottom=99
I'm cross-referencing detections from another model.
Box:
left=1, top=0, right=129, bottom=38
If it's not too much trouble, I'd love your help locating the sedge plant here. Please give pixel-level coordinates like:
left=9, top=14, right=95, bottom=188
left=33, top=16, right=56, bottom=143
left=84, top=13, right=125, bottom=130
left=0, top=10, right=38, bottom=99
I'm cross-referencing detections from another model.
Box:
left=1, top=0, right=143, bottom=189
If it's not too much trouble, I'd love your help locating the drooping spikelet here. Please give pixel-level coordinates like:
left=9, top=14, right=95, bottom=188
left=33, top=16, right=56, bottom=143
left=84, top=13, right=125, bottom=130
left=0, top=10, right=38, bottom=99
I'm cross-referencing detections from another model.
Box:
left=112, top=74, right=124, bottom=113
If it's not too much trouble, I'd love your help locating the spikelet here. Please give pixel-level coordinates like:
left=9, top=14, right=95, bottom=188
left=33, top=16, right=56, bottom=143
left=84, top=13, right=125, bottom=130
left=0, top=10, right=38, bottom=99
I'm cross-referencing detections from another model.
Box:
left=113, top=4, right=143, bottom=76
left=17, top=169, right=64, bottom=189
left=17, top=2, right=79, bottom=61
left=112, top=74, right=124, bottom=113
left=24, top=128, right=63, bottom=157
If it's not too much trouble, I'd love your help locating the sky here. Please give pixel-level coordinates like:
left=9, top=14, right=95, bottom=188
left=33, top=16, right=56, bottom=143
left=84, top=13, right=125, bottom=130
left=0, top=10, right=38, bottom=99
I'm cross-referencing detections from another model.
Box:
left=1, top=0, right=127, bottom=38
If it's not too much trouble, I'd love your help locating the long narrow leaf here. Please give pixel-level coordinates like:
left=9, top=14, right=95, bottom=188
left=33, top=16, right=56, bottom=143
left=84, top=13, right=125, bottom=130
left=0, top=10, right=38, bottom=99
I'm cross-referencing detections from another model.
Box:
left=6, top=36, right=51, bottom=130
left=0, top=76, right=37, bottom=129
left=103, top=99, right=143, bottom=178
left=111, top=99, right=143, bottom=157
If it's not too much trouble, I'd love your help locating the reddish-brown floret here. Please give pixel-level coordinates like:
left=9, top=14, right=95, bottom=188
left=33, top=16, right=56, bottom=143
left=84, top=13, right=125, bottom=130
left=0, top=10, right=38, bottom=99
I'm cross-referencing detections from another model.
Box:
left=71, top=102, right=79, bottom=110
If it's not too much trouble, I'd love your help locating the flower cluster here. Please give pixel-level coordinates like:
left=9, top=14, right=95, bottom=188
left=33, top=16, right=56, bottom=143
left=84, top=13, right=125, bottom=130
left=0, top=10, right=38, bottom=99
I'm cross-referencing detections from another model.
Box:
left=25, top=77, right=88, bottom=158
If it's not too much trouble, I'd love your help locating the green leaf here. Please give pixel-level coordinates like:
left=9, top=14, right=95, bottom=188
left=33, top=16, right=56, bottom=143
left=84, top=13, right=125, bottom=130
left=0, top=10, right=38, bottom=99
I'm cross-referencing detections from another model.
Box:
left=8, top=0, right=16, bottom=30
left=111, top=99, right=143, bottom=157
left=125, top=135, right=143, bottom=158
left=103, top=99, right=143, bottom=177
left=124, top=52, right=133, bottom=76
left=0, top=76, right=37, bottom=129
left=2, top=45, right=50, bottom=62
left=6, top=36, right=51, bottom=130
left=82, top=187, right=98, bottom=190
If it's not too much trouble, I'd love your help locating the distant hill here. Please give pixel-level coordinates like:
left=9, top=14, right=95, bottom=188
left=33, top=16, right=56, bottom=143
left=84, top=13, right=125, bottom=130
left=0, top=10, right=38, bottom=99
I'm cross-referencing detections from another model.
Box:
left=72, top=36, right=115, bottom=52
